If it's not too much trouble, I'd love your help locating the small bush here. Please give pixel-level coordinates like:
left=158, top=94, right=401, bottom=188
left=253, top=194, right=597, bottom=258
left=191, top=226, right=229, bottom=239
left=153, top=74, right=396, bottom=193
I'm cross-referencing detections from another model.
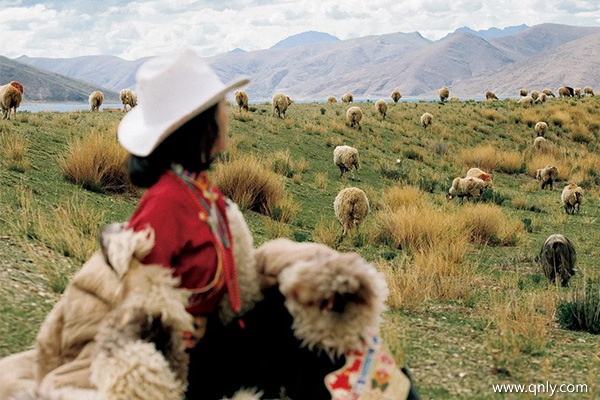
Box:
left=557, top=278, right=600, bottom=334
left=213, top=155, right=285, bottom=217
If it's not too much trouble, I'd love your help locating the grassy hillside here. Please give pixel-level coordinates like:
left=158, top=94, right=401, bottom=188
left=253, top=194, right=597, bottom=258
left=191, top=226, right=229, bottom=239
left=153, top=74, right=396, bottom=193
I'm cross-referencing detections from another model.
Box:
left=1, top=98, right=599, bottom=398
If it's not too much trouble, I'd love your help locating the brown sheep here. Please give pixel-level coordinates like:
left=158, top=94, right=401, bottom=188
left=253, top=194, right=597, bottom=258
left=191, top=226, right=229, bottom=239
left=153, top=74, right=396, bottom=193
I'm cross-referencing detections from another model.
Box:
left=539, top=234, right=577, bottom=286
left=375, top=99, right=387, bottom=119
left=390, top=89, right=402, bottom=103
left=342, top=92, right=354, bottom=103
left=119, top=89, right=137, bottom=112
left=235, top=90, right=249, bottom=112
left=0, top=84, right=23, bottom=120
left=535, top=165, right=558, bottom=190
left=485, top=91, right=498, bottom=100
left=89, top=91, right=104, bottom=111
left=438, top=86, right=449, bottom=101
left=272, top=93, right=289, bottom=118
left=542, top=88, right=555, bottom=97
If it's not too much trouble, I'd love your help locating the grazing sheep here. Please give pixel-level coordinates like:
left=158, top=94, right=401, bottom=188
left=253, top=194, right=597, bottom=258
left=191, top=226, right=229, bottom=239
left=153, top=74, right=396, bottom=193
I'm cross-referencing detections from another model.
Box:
left=346, top=106, right=363, bottom=130
left=119, top=89, right=137, bottom=112
left=438, top=86, right=449, bottom=101
left=542, top=88, right=555, bottom=97
left=583, top=86, right=594, bottom=96
left=517, top=95, right=533, bottom=107
left=519, top=89, right=528, bottom=97
left=327, top=96, right=337, bottom=103
left=446, top=176, right=486, bottom=202
left=539, top=234, right=577, bottom=287
left=272, top=93, right=289, bottom=118
left=234, top=90, right=249, bottom=112
left=333, top=145, right=360, bottom=179
left=342, top=92, right=354, bottom=103
left=450, top=97, right=460, bottom=102
left=0, top=84, right=23, bottom=120
left=535, top=165, right=559, bottom=190
left=534, top=92, right=547, bottom=104
left=391, top=89, right=402, bottom=103
left=466, top=167, right=493, bottom=189
left=10, top=81, right=24, bottom=94
left=530, top=90, right=540, bottom=101
left=89, top=91, right=104, bottom=111
left=420, top=112, right=433, bottom=128
left=485, top=91, right=498, bottom=100
left=334, top=187, right=370, bottom=236
left=573, top=87, right=581, bottom=98
left=534, top=121, right=548, bottom=137
left=558, top=86, right=574, bottom=97
left=375, top=99, right=387, bottom=119
left=533, top=136, right=548, bottom=152
left=561, top=183, right=583, bottom=215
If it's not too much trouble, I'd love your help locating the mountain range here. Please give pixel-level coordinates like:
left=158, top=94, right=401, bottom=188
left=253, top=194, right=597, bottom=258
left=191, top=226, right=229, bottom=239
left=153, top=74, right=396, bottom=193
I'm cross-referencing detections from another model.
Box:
left=3, top=23, right=600, bottom=103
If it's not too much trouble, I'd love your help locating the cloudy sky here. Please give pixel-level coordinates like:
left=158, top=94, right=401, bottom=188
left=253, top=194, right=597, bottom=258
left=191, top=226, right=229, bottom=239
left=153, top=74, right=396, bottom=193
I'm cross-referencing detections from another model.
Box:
left=2, top=0, right=600, bottom=60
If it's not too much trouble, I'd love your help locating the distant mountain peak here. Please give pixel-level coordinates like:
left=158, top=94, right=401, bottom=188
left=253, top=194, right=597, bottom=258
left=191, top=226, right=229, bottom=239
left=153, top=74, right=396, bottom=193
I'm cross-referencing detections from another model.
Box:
left=229, top=48, right=247, bottom=54
left=454, top=24, right=529, bottom=40
left=271, top=31, right=340, bottom=49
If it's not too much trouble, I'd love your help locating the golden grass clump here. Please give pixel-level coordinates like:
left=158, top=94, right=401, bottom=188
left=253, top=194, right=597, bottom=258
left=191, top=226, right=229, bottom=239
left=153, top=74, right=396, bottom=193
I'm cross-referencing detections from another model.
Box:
left=212, top=155, right=285, bottom=217
left=457, top=144, right=499, bottom=172
left=59, top=130, right=131, bottom=193
left=496, top=150, right=523, bottom=174
left=0, top=129, right=30, bottom=172
left=380, top=185, right=427, bottom=211
left=313, top=172, right=328, bottom=190
left=566, top=122, right=594, bottom=144
left=312, top=217, right=342, bottom=248
left=458, top=203, right=525, bottom=246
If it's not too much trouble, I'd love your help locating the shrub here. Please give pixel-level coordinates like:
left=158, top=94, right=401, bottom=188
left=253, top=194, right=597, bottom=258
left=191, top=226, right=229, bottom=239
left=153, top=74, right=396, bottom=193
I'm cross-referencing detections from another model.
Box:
left=59, top=130, right=132, bottom=193
left=557, top=278, right=600, bottom=334
left=213, top=155, right=285, bottom=217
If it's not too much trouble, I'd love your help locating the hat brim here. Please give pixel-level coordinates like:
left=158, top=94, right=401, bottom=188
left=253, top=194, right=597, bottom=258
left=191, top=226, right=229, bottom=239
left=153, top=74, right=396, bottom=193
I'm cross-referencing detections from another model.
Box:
left=118, top=77, right=250, bottom=157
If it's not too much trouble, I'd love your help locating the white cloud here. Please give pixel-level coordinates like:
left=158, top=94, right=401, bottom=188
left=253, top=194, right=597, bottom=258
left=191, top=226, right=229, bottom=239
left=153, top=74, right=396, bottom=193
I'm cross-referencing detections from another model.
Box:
left=1, top=0, right=599, bottom=59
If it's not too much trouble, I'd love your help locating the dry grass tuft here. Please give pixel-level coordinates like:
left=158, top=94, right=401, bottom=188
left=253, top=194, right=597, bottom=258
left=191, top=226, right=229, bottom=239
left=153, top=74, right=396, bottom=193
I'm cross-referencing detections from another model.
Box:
left=213, top=155, right=285, bottom=217
left=0, top=129, right=30, bottom=172
left=458, top=203, right=525, bottom=246
left=59, top=130, right=131, bottom=193
left=457, top=145, right=500, bottom=172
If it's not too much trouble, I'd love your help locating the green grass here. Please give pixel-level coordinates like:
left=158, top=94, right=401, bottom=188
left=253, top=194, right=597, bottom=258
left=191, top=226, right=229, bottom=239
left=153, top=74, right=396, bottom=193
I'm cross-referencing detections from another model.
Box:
left=1, top=99, right=600, bottom=398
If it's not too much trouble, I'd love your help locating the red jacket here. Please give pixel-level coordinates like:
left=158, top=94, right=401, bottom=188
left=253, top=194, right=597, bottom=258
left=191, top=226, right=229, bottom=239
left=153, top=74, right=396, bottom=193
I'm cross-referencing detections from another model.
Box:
left=128, top=169, right=238, bottom=316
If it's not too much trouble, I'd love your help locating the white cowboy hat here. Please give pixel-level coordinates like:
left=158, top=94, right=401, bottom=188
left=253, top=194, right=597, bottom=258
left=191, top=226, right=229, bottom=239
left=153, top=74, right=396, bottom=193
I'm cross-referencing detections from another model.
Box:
left=118, top=47, right=249, bottom=157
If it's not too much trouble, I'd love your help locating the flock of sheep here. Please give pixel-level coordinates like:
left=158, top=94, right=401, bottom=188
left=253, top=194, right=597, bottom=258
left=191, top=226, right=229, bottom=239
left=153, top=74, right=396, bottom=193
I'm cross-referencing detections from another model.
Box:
left=232, top=84, right=593, bottom=288
left=88, top=89, right=138, bottom=112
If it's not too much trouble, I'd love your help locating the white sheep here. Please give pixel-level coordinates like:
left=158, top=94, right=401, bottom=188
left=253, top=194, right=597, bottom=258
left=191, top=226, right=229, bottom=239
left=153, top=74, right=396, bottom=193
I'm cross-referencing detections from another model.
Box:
left=89, top=91, right=104, bottom=112
left=333, top=145, right=360, bottom=179
left=485, top=91, right=498, bottom=100
left=542, top=88, right=555, bottom=97
left=235, top=90, right=249, bottom=112
left=272, top=93, right=290, bottom=119
left=534, top=92, right=547, bottom=104
left=420, top=112, right=433, bottom=128
left=390, top=89, right=402, bottom=103
left=517, top=95, right=533, bottom=107
left=446, top=176, right=486, bottom=202
left=561, top=183, right=583, bottom=215
left=334, top=187, right=370, bottom=236
left=583, top=86, right=594, bottom=97
left=533, top=136, right=548, bottom=152
left=539, top=234, right=577, bottom=286
left=519, top=89, right=528, bottom=97
left=530, top=90, right=541, bottom=101
left=346, top=106, right=363, bottom=130
left=327, top=96, right=337, bottom=104
left=375, top=99, right=387, bottom=119
left=0, top=84, right=23, bottom=120
left=534, top=121, right=548, bottom=137
left=535, top=165, right=558, bottom=190
left=466, top=167, right=493, bottom=189
left=573, top=88, right=581, bottom=98
left=119, top=89, right=137, bottom=112
left=342, top=92, right=354, bottom=103
left=438, top=86, right=449, bottom=101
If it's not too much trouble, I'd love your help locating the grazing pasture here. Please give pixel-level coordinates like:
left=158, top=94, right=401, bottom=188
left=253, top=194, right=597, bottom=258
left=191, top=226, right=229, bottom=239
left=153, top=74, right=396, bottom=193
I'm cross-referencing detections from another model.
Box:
left=1, top=96, right=599, bottom=398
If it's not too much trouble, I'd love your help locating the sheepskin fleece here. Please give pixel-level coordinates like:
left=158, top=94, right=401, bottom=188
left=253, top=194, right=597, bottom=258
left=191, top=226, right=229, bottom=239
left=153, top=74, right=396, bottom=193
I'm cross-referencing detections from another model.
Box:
left=561, top=183, right=583, bottom=214
left=219, top=200, right=262, bottom=324
left=333, top=146, right=359, bottom=176
left=35, top=251, right=122, bottom=392
left=345, top=106, right=362, bottom=127
left=0, top=350, right=36, bottom=400
left=278, top=251, right=388, bottom=358
left=0, top=84, right=23, bottom=119
left=272, top=93, right=288, bottom=117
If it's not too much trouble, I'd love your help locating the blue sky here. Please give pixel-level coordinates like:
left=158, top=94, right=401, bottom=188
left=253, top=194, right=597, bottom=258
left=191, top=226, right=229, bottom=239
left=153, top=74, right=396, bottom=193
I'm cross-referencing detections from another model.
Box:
left=2, top=0, right=600, bottom=59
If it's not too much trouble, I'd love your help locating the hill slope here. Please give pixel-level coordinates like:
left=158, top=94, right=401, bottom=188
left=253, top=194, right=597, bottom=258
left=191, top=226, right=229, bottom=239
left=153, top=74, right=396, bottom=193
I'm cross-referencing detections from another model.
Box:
left=0, top=56, right=119, bottom=102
